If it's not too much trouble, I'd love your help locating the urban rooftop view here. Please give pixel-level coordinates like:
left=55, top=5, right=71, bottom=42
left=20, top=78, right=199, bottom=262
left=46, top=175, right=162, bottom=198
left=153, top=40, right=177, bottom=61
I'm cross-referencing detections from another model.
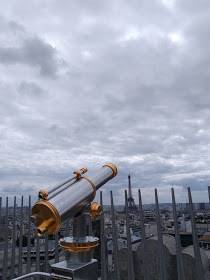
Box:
left=0, top=172, right=210, bottom=279
left=0, top=0, right=210, bottom=279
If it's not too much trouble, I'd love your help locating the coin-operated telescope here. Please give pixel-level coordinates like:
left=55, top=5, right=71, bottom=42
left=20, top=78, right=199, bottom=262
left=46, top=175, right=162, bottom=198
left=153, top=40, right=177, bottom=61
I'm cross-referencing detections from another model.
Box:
left=31, top=163, right=117, bottom=280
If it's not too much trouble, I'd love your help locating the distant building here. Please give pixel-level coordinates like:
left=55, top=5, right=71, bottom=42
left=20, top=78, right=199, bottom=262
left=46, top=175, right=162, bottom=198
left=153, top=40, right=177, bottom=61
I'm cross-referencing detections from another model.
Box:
left=199, top=203, right=206, bottom=211
left=199, top=232, right=210, bottom=250
left=126, top=175, right=137, bottom=212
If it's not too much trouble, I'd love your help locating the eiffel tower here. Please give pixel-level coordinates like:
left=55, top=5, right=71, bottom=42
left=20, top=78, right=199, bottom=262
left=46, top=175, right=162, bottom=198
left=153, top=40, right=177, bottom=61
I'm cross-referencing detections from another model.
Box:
left=127, top=174, right=137, bottom=211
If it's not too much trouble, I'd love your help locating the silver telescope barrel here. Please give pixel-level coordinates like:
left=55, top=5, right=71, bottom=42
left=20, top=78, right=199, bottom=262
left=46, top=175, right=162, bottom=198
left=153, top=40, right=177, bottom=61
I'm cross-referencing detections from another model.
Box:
left=32, top=163, right=117, bottom=235
left=47, top=168, right=88, bottom=199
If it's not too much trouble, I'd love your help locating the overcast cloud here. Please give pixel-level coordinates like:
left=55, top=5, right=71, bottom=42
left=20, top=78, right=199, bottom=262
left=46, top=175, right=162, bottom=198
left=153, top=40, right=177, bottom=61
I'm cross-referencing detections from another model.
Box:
left=0, top=0, right=210, bottom=204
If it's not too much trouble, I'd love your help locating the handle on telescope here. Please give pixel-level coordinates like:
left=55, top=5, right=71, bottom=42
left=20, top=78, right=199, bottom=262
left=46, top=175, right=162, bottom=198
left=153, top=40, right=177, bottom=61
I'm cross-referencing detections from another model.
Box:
left=39, top=167, right=88, bottom=200
left=73, top=167, right=88, bottom=179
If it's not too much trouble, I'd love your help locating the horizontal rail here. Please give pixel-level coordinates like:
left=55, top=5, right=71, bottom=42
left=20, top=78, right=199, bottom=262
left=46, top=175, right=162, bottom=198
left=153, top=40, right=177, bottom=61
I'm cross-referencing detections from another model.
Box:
left=12, top=272, right=51, bottom=279
left=12, top=271, right=73, bottom=280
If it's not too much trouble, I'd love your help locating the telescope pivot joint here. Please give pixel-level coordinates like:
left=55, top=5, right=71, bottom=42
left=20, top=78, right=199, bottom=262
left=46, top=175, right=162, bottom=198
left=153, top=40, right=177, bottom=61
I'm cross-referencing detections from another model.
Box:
left=89, top=202, right=102, bottom=220
left=38, top=189, right=48, bottom=200
left=73, top=167, right=88, bottom=180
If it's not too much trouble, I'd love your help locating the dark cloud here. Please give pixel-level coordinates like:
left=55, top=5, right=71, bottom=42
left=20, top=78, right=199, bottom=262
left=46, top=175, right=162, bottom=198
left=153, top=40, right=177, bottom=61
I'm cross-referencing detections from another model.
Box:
left=0, top=37, right=63, bottom=77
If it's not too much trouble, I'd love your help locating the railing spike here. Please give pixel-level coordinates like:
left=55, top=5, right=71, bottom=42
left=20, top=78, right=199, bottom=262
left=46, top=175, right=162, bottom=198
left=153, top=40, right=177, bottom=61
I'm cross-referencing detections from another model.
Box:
left=138, top=189, right=149, bottom=280
left=187, top=187, right=205, bottom=280
left=155, top=188, right=167, bottom=280
left=171, top=188, right=186, bottom=280
left=110, top=190, right=120, bottom=280
left=125, top=190, right=135, bottom=280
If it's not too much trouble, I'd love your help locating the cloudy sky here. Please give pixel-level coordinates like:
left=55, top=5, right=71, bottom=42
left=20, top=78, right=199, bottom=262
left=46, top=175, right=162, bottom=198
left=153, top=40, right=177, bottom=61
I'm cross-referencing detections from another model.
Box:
left=0, top=0, right=210, bottom=204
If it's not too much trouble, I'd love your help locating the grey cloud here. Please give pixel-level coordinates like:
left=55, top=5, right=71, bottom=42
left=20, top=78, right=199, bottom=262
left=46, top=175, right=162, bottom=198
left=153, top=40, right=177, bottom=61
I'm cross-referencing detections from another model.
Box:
left=0, top=37, right=63, bottom=77
left=0, top=1, right=210, bottom=203
left=8, top=20, right=25, bottom=32
left=18, top=81, right=45, bottom=96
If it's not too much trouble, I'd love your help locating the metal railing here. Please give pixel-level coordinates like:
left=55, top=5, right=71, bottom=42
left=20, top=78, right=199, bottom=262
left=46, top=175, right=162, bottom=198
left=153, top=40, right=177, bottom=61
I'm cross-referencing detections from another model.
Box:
left=0, top=187, right=209, bottom=279
left=103, top=187, right=210, bottom=280
left=0, top=195, right=62, bottom=279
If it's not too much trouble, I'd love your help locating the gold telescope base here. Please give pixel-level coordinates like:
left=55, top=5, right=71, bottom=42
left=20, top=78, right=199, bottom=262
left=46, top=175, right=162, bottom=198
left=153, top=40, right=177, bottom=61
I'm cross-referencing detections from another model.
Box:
left=59, top=236, right=99, bottom=253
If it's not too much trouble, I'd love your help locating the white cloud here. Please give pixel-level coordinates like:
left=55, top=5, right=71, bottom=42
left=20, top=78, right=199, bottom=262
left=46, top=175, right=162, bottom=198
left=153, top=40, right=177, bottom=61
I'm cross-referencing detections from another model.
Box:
left=161, top=0, right=176, bottom=11
left=168, top=31, right=185, bottom=45
left=120, top=27, right=140, bottom=42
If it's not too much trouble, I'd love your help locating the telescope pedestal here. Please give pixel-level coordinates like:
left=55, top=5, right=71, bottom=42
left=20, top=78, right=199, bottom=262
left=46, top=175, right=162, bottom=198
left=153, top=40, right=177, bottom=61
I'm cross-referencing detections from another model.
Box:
left=51, top=214, right=99, bottom=280
left=51, top=258, right=98, bottom=280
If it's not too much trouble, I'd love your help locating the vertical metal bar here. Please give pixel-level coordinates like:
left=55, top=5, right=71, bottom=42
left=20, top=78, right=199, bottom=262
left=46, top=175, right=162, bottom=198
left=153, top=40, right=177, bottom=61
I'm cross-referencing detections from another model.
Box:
left=3, top=197, right=9, bottom=279
left=65, top=218, right=70, bottom=236
left=54, top=233, right=59, bottom=263
left=128, top=175, right=133, bottom=203
left=18, top=196, right=24, bottom=276
left=125, top=190, right=135, bottom=280
left=26, top=195, right=31, bottom=274
left=187, top=187, right=204, bottom=280
left=0, top=195, right=2, bottom=275
left=100, top=191, right=107, bottom=280
left=87, top=209, right=94, bottom=259
left=155, top=188, right=167, bottom=280
left=110, top=190, right=120, bottom=280
left=171, top=188, right=186, bottom=280
left=88, top=215, right=93, bottom=236
left=36, top=235, right=40, bottom=273
left=0, top=197, right=2, bottom=226
left=11, top=196, right=17, bottom=277
left=44, top=234, right=49, bottom=272
left=138, top=189, right=149, bottom=280
left=208, top=187, right=210, bottom=232
left=0, top=197, right=1, bottom=275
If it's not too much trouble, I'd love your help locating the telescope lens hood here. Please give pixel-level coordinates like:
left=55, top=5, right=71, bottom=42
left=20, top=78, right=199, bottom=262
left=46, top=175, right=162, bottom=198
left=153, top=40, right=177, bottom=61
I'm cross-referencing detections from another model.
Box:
left=32, top=200, right=61, bottom=235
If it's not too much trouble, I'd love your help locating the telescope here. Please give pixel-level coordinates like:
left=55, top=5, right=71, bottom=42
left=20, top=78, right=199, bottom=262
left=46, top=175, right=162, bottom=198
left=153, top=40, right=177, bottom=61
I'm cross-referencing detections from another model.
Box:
left=30, top=163, right=117, bottom=280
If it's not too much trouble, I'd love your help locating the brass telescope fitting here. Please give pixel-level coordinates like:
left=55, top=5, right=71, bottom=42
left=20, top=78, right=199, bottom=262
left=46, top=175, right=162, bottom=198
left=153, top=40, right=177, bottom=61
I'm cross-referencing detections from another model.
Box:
left=73, top=167, right=88, bottom=179
left=31, top=200, right=61, bottom=235
left=59, top=236, right=99, bottom=253
left=38, top=189, right=48, bottom=200
left=103, top=163, right=118, bottom=177
left=90, top=202, right=102, bottom=220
